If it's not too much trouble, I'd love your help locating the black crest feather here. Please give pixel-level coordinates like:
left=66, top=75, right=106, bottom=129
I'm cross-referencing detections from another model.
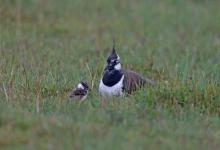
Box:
left=107, top=39, right=118, bottom=62
left=112, top=39, right=116, bottom=55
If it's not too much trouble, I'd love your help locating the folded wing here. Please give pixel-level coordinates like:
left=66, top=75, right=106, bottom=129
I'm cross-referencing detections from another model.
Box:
left=69, top=89, right=87, bottom=98
left=122, top=69, right=156, bottom=94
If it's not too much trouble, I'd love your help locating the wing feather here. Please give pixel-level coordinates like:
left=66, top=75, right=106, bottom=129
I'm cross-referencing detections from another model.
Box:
left=69, top=89, right=87, bottom=98
left=122, top=69, right=156, bottom=94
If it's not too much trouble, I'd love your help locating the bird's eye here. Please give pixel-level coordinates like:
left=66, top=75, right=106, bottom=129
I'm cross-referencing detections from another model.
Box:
left=115, top=60, right=119, bottom=63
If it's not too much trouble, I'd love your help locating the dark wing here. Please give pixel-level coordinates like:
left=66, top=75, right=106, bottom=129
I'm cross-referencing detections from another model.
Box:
left=69, top=88, right=87, bottom=98
left=122, top=69, right=156, bottom=94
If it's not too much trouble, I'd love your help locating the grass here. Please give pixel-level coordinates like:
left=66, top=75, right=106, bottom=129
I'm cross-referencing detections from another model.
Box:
left=0, top=0, right=220, bottom=149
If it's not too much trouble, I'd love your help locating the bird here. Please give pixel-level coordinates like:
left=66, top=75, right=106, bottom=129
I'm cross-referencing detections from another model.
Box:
left=99, top=45, right=156, bottom=97
left=69, top=81, right=89, bottom=101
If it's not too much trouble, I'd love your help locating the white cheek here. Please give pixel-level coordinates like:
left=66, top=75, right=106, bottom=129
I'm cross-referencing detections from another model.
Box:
left=77, top=83, right=84, bottom=89
left=117, top=55, right=120, bottom=60
left=114, top=63, right=121, bottom=70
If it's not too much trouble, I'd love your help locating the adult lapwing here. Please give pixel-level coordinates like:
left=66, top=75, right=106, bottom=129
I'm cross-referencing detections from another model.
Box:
left=69, top=81, right=89, bottom=101
left=99, top=46, right=155, bottom=97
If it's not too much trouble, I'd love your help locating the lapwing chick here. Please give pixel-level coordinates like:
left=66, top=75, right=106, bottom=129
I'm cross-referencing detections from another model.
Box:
left=99, top=46, right=155, bottom=97
left=69, top=81, right=89, bottom=101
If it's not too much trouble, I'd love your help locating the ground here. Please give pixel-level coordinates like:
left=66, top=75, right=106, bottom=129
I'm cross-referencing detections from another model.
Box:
left=0, top=0, right=220, bottom=149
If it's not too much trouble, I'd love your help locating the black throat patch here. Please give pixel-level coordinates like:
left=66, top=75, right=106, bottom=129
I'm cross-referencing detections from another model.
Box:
left=102, top=70, right=123, bottom=87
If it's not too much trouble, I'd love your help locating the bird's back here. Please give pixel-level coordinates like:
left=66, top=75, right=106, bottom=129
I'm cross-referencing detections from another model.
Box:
left=122, top=69, right=156, bottom=94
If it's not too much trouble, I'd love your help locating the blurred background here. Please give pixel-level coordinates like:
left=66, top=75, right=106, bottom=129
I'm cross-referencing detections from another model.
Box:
left=1, top=0, right=220, bottom=79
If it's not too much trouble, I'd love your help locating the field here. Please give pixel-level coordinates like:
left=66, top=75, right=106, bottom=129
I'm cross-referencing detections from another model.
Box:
left=0, top=0, right=220, bottom=149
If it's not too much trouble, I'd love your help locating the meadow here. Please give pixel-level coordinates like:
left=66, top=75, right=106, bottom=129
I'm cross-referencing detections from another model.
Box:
left=0, top=0, right=220, bottom=149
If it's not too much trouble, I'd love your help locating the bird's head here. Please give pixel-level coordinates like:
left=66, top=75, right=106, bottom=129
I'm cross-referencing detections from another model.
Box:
left=78, top=81, right=89, bottom=91
left=105, top=45, right=122, bottom=71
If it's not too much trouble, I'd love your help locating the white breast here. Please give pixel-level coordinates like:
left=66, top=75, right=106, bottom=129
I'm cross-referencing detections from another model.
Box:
left=99, top=75, right=124, bottom=97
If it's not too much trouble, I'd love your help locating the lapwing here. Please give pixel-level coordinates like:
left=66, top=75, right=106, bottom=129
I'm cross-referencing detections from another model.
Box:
left=99, top=46, right=155, bottom=97
left=69, top=81, right=89, bottom=101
